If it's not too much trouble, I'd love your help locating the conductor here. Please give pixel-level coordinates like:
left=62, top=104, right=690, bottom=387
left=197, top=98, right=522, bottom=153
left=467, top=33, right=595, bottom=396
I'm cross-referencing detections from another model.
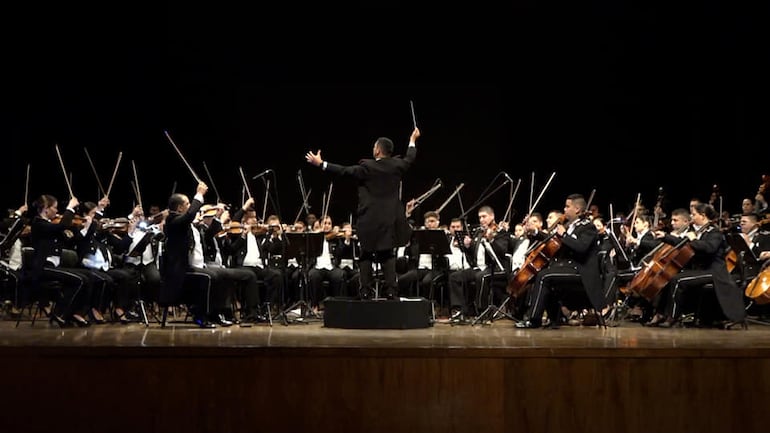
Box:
left=305, top=127, right=420, bottom=300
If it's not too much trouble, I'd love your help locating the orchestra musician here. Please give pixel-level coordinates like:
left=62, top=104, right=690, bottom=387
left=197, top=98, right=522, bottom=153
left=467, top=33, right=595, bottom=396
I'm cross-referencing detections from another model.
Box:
left=397, top=210, right=445, bottom=299
left=447, top=205, right=514, bottom=323
left=516, top=194, right=607, bottom=329
left=646, top=203, right=747, bottom=329
left=159, top=181, right=218, bottom=328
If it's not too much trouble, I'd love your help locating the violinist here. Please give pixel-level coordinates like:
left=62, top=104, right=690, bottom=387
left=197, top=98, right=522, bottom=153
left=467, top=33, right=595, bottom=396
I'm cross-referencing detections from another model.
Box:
left=448, top=205, right=514, bottom=322
left=0, top=204, right=29, bottom=314
left=76, top=199, right=138, bottom=324
left=646, top=203, right=746, bottom=329
left=516, top=194, right=607, bottom=329
left=160, top=181, right=219, bottom=328
left=335, top=222, right=361, bottom=297
left=220, top=197, right=281, bottom=322
left=24, top=194, right=91, bottom=327
left=196, top=203, right=261, bottom=325
left=398, top=211, right=444, bottom=299
left=307, top=215, right=345, bottom=310
left=123, top=204, right=163, bottom=318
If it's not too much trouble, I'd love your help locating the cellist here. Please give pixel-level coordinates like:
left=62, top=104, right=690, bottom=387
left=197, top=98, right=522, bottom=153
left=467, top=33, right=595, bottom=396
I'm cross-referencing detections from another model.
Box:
left=647, top=203, right=747, bottom=329
left=516, top=193, right=607, bottom=329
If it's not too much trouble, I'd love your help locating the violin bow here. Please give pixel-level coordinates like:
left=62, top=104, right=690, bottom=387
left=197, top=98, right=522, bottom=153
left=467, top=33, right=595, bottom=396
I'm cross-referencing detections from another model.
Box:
left=502, top=177, right=522, bottom=224
left=24, top=163, right=30, bottom=206
left=163, top=130, right=202, bottom=183
left=525, top=171, right=556, bottom=222
left=84, top=147, right=107, bottom=198
left=293, top=188, right=312, bottom=226
left=54, top=144, right=75, bottom=199
left=105, top=151, right=122, bottom=198
left=262, top=178, right=271, bottom=222
left=131, top=160, right=143, bottom=210
left=238, top=166, right=252, bottom=199
left=628, top=192, right=641, bottom=234
left=202, top=161, right=221, bottom=204
left=528, top=171, right=535, bottom=214
left=435, top=183, right=465, bottom=214
left=584, top=188, right=596, bottom=215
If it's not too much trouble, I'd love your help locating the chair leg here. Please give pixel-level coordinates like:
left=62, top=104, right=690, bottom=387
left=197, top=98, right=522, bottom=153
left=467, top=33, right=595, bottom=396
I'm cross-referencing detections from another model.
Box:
left=161, top=308, right=168, bottom=328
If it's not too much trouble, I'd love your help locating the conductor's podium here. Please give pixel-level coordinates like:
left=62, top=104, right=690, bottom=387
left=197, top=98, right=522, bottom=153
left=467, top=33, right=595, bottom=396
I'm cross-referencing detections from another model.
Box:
left=323, top=297, right=433, bottom=329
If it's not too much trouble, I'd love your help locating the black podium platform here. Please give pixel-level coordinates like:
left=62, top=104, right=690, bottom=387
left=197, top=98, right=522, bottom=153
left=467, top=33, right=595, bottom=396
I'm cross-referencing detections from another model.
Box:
left=323, top=297, right=433, bottom=329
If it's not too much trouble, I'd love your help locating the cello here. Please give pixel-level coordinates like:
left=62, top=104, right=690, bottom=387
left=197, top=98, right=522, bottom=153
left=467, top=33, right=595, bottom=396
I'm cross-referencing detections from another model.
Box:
left=744, top=261, right=770, bottom=304
left=625, top=224, right=707, bottom=302
left=506, top=214, right=566, bottom=298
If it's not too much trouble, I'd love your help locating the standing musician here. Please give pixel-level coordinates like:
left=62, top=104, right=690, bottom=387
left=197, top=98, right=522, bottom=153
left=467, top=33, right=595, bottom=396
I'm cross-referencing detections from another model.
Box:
left=646, top=203, right=746, bottom=329
left=305, top=127, right=420, bottom=300
left=516, top=194, right=607, bottom=329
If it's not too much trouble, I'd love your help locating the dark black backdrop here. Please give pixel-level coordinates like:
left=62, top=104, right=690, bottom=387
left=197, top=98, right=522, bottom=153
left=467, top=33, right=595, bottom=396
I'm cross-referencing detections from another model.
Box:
left=4, top=4, right=769, bottom=225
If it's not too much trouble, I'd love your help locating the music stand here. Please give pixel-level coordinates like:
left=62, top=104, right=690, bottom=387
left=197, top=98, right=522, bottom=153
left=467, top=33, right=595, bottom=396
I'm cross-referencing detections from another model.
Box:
left=727, top=233, right=759, bottom=286
left=472, top=238, right=517, bottom=326
left=275, top=232, right=324, bottom=325
left=412, top=229, right=451, bottom=320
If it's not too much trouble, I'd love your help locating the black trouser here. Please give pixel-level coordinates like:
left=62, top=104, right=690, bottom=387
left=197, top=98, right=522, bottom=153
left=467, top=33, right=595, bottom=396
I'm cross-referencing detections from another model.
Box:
left=359, top=250, right=396, bottom=296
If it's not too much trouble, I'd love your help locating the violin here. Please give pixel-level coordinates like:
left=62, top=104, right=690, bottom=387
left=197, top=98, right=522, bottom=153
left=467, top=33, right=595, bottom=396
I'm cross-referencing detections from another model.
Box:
left=216, top=221, right=245, bottom=237
left=99, top=217, right=130, bottom=235
left=51, top=214, right=87, bottom=229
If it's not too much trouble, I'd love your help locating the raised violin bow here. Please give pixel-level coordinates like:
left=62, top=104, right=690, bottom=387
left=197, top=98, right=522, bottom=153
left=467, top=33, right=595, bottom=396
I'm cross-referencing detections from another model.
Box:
left=105, top=151, right=122, bottom=198
left=238, top=166, right=252, bottom=199
left=84, top=147, right=107, bottom=198
left=435, top=183, right=464, bottom=214
left=584, top=188, right=596, bottom=214
left=524, top=171, right=556, bottom=222
left=54, top=144, right=75, bottom=199
left=131, top=160, right=143, bottom=210
left=202, top=161, right=221, bottom=203
left=24, top=163, right=30, bottom=206
left=163, top=130, right=202, bottom=183
left=502, top=177, right=522, bottom=224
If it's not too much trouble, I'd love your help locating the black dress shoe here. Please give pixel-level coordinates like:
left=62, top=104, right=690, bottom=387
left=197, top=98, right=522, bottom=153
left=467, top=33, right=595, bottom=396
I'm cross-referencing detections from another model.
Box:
left=359, top=288, right=373, bottom=300
left=194, top=318, right=217, bottom=328
left=386, top=291, right=399, bottom=300
left=49, top=314, right=67, bottom=328
left=214, top=314, right=233, bottom=327
left=515, top=320, right=541, bottom=329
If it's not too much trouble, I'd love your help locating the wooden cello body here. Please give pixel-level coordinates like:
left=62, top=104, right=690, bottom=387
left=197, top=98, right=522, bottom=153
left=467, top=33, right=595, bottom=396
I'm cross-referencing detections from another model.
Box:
left=745, top=264, right=770, bottom=304
left=625, top=240, right=696, bottom=302
left=506, top=235, right=562, bottom=298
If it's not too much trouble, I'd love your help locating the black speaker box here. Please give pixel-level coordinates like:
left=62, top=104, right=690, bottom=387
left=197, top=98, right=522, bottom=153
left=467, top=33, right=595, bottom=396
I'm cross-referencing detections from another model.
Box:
left=322, top=297, right=433, bottom=329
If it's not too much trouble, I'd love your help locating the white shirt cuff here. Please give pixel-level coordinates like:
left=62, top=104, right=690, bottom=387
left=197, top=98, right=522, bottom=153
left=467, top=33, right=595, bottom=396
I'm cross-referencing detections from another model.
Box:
left=409, top=141, right=416, bottom=147
left=194, top=193, right=204, bottom=202
left=322, top=161, right=328, bottom=170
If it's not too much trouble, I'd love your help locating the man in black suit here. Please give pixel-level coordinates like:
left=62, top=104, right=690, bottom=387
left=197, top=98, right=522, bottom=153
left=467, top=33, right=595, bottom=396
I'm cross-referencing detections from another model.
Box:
left=159, top=181, right=216, bottom=327
left=305, top=127, right=420, bottom=300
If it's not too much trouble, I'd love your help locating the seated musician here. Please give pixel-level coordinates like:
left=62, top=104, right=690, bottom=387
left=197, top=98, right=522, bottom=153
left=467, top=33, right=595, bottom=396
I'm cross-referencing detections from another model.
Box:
left=646, top=203, right=746, bottom=329
left=734, top=213, right=770, bottom=317
left=398, top=210, right=445, bottom=299
left=448, top=205, right=513, bottom=322
left=516, top=194, right=607, bottom=329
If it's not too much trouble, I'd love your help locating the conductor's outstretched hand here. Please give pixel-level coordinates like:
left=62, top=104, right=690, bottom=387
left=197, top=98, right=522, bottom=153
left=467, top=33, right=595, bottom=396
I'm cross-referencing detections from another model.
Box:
left=306, top=150, right=323, bottom=167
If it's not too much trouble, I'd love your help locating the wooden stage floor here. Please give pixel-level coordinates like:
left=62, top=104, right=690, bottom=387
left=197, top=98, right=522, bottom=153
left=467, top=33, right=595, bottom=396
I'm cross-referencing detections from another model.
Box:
left=3, top=316, right=770, bottom=433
